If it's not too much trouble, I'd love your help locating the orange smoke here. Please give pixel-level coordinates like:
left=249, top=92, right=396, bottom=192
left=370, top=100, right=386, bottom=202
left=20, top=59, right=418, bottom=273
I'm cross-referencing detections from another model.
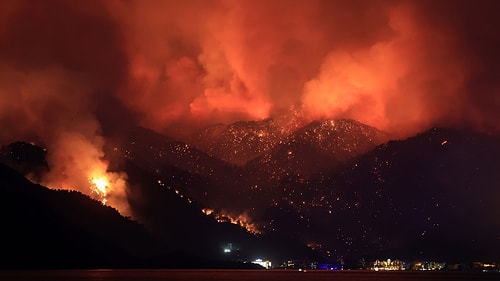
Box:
left=104, top=0, right=499, bottom=137
left=0, top=1, right=130, bottom=215
left=302, top=2, right=468, bottom=136
left=40, top=132, right=130, bottom=216
left=2, top=0, right=499, bottom=139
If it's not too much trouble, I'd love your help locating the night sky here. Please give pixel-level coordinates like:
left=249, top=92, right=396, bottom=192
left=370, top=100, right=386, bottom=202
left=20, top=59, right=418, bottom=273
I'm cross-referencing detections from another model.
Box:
left=1, top=0, right=500, bottom=261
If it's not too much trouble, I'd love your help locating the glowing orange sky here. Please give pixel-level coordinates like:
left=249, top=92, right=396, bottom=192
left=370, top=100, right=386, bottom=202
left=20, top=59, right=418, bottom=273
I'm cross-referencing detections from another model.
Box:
left=105, top=0, right=499, bottom=137
left=1, top=0, right=500, bottom=212
left=2, top=0, right=499, bottom=139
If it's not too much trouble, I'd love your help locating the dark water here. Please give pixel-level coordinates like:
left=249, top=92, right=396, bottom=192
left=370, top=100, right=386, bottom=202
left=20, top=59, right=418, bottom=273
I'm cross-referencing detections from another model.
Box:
left=1, top=270, right=499, bottom=281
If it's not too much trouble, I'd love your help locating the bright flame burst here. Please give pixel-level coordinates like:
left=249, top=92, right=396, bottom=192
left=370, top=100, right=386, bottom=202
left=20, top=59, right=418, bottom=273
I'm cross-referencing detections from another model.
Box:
left=89, top=175, right=109, bottom=204
left=202, top=208, right=261, bottom=235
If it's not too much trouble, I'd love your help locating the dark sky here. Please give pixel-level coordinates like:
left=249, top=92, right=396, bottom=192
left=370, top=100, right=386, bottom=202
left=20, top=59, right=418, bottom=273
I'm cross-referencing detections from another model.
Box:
left=1, top=0, right=500, bottom=213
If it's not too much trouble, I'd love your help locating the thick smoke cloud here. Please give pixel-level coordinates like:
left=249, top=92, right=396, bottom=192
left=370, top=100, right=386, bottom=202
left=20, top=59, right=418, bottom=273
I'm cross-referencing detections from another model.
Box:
left=107, top=0, right=500, bottom=136
left=0, top=0, right=130, bottom=213
left=1, top=0, right=499, bottom=211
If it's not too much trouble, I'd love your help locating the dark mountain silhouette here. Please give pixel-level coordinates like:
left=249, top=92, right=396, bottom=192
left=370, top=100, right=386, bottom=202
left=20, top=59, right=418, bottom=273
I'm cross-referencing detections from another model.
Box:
left=2, top=122, right=500, bottom=268
left=0, top=140, right=315, bottom=268
left=160, top=119, right=387, bottom=216
left=335, top=127, right=500, bottom=261
left=113, top=128, right=316, bottom=262
left=0, top=141, right=49, bottom=182
left=120, top=127, right=242, bottom=209
left=0, top=162, right=157, bottom=269
left=257, top=127, right=500, bottom=262
left=117, top=122, right=500, bottom=262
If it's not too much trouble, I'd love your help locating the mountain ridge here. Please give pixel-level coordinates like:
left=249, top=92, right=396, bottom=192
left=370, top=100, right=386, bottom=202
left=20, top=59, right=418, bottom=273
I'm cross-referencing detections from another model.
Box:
left=2, top=120, right=500, bottom=267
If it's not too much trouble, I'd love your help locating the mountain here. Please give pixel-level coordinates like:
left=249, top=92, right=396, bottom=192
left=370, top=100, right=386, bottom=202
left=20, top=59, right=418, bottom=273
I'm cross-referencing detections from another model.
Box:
left=0, top=139, right=316, bottom=268
left=339, top=127, right=500, bottom=261
left=120, top=122, right=500, bottom=263
left=190, top=110, right=304, bottom=166
left=177, top=119, right=388, bottom=217
left=117, top=127, right=246, bottom=212
left=246, top=119, right=388, bottom=183
left=257, top=127, right=500, bottom=261
left=190, top=119, right=287, bottom=166
left=0, top=141, right=49, bottom=182
left=3, top=122, right=500, bottom=267
left=114, top=128, right=316, bottom=262
left=0, top=162, right=157, bottom=269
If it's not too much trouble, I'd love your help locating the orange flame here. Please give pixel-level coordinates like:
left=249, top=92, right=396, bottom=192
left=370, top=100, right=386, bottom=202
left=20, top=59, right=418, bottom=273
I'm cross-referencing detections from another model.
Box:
left=202, top=208, right=261, bottom=235
left=86, top=165, right=130, bottom=215
left=40, top=132, right=130, bottom=216
left=89, top=175, right=109, bottom=205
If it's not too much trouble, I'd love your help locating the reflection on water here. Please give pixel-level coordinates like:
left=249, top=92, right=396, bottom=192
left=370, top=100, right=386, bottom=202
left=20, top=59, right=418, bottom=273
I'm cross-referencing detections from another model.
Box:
left=1, top=269, right=499, bottom=281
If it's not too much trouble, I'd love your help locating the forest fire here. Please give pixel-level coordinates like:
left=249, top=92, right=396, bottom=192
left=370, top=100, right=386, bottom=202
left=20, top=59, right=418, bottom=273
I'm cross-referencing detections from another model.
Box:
left=87, top=166, right=130, bottom=215
left=202, top=208, right=261, bottom=235
left=1, top=0, right=500, bottom=270
left=89, top=175, right=109, bottom=205
left=0, top=0, right=499, bottom=235
left=0, top=0, right=499, bottom=147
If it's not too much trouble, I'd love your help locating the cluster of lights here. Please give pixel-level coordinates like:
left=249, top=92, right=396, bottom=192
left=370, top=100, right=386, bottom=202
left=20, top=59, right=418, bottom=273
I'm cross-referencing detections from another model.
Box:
left=252, top=258, right=272, bottom=269
left=372, top=259, right=405, bottom=271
